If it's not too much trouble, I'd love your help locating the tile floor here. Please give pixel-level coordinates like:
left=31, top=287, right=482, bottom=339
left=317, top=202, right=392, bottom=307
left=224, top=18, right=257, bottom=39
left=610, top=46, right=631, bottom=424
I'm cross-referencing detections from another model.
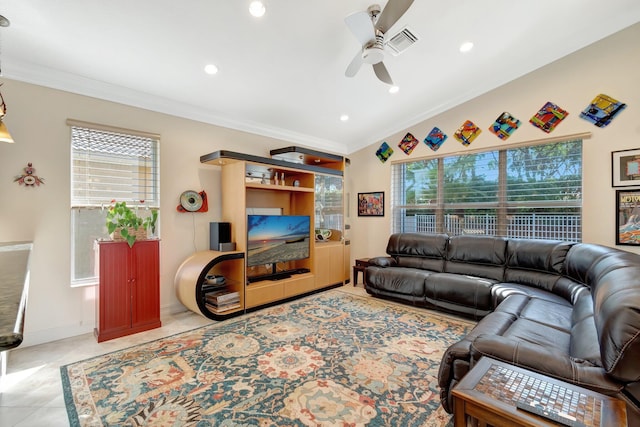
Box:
left=0, top=284, right=367, bottom=426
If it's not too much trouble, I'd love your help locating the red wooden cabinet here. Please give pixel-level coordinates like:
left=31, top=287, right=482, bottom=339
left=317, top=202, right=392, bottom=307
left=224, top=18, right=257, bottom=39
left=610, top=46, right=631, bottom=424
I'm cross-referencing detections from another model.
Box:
left=95, top=240, right=161, bottom=342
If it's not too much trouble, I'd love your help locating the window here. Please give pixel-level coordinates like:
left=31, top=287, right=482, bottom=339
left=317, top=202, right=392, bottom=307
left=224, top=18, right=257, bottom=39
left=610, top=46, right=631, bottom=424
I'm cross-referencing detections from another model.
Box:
left=391, top=139, right=582, bottom=241
left=70, top=121, right=160, bottom=286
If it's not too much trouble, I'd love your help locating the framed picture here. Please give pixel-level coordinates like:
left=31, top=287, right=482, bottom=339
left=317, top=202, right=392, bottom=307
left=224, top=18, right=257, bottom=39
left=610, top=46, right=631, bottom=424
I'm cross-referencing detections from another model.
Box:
left=612, top=149, right=640, bottom=187
left=358, top=192, right=384, bottom=217
left=616, top=189, right=640, bottom=245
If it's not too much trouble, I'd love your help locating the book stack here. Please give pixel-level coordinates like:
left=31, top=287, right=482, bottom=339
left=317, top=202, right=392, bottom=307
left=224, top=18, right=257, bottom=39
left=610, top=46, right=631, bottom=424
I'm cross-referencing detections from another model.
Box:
left=204, top=290, right=240, bottom=313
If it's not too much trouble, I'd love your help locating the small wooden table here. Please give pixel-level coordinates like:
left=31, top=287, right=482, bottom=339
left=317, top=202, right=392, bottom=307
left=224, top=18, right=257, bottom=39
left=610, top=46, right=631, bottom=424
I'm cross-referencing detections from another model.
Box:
left=352, top=258, right=371, bottom=286
left=452, top=357, right=627, bottom=427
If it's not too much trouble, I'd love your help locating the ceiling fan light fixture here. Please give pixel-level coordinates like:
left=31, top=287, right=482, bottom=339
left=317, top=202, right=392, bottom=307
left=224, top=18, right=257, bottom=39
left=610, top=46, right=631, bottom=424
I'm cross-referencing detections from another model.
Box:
left=340, top=114, right=349, bottom=122
left=389, top=85, right=399, bottom=94
left=362, top=45, right=384, bottom=65
left=249, top=1, right=266, bottom=18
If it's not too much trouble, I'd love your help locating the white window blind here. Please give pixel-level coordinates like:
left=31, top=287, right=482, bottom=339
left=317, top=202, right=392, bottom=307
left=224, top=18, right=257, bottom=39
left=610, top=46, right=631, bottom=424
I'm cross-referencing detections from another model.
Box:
left=70, top=122, right=160, bottom=285
left=71, top=126, right=159, bottom=207
left=391, top=139, right=582, bottom=241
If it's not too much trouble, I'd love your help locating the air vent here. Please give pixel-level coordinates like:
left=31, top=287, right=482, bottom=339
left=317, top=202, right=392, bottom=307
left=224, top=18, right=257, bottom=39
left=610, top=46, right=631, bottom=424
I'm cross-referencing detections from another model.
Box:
left=386, top=27, right=419, bottom=56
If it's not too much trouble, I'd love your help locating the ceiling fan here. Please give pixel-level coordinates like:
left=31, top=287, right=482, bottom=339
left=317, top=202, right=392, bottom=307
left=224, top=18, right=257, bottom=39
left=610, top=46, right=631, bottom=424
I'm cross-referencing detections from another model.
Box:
left=344, top=0, right=415, bottom=85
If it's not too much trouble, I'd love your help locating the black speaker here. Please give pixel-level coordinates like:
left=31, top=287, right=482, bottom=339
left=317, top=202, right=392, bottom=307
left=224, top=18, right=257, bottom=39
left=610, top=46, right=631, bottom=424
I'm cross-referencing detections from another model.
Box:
left=210, top=222, right=231, bottom=250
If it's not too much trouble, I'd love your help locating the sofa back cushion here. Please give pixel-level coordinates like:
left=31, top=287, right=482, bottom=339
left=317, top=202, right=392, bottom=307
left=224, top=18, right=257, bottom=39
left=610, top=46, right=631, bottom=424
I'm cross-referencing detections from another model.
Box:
left=592, top=263, right=640, bottom=382
left=386, top=233, right=448, bottom=272
left=504, top=239, right=574, bottom=292
left=445, top=235, right=507, bottom=281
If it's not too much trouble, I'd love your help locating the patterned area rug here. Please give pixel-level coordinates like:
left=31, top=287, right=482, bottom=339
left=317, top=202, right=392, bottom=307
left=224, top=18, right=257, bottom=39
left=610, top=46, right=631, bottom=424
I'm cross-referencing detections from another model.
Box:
left=61, top=289, right=474, bottom=426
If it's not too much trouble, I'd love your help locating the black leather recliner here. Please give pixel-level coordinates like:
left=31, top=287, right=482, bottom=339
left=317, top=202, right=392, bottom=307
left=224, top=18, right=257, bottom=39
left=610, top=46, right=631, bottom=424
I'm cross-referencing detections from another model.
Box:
left=364, top=233, right=640, bottom=425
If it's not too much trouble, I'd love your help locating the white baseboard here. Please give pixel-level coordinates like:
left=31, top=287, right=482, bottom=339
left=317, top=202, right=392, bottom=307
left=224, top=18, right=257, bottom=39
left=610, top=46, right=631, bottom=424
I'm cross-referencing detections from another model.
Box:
left=20, top=303, right=190, bottom=348
left=21, top=323, right=95, bottom=348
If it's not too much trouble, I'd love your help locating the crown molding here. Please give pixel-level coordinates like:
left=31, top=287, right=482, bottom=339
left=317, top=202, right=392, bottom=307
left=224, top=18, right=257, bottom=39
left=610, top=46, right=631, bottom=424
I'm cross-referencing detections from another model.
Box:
left=3, top=59, right=348, bottom=155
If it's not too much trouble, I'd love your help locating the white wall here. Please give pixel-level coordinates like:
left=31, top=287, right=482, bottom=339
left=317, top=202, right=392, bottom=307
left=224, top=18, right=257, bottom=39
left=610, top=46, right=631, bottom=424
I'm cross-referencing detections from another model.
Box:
left=0, top=79, right=303, bottom=346
left=348, top=23, right=640, bottom=264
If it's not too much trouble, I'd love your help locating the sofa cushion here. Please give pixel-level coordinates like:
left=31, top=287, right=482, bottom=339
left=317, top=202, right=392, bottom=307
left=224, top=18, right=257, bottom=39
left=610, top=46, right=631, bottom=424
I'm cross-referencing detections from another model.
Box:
left=592, top=265, right=640, bottom=382
left=570, top=292, right=601, bottom=365
left=504, top=317, right=571, bottom=349
left=425, top=273, right=496, bottom=317
left=469, top=335, right=624, bottom=394
left=365, top=266, right=431, bottom=297
left=445, top=235, right=507, bottom=281
left=518, top=298, right=573, bottom=331
left=491, top=282, right=575, bottom=307
left=565, top=243, right=619, bottom=286
left=386, top=233, right=448, bottom=272
left=504, top=239, right=574, bottom=292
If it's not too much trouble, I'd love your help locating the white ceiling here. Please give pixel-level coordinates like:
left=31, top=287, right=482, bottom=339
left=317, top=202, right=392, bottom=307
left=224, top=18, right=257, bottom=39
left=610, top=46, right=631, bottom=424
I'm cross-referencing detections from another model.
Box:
left=1, top=1, right=639, bottom=154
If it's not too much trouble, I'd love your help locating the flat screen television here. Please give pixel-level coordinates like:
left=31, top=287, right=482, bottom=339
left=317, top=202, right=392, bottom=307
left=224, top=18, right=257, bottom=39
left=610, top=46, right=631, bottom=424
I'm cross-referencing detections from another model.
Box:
left=247, top=215, right=311, bottom=275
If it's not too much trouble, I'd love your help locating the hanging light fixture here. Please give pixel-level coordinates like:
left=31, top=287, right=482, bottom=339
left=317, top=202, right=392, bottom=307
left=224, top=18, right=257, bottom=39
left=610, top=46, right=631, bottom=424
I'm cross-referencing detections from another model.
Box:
left=0, top=84, right=13, bottom=143
left=0, top=15, right=13, bottom=143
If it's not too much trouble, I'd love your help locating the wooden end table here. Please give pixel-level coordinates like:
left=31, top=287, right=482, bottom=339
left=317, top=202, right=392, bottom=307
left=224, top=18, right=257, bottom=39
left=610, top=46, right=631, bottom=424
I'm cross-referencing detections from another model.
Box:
left=353, top=258, right=371, bottom=286
left=452, top=357, right=627, bottom=427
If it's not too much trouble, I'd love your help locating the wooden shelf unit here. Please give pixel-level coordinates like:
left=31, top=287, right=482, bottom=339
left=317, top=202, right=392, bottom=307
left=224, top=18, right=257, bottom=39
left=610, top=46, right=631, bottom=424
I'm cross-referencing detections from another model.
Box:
left=198, top=149, right=346, bottom=311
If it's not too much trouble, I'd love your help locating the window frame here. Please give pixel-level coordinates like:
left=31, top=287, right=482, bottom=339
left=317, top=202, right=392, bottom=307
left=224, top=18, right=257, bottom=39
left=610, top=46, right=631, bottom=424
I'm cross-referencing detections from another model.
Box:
left=391, top=134, right=587, bottom=242
left=68, top=119, right=160, bottom=287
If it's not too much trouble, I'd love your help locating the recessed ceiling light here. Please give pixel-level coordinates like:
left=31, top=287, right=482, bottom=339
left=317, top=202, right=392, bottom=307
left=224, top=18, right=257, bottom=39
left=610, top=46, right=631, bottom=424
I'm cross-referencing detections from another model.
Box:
left=389, top=85, right=400, bottom=94
left=204, top=64, right=219, bottom=75
left=459, top=41, right=474, bottom=53
left=340, top=114, right=349, bottom=122
left=249, top=1, right=266, bottom=17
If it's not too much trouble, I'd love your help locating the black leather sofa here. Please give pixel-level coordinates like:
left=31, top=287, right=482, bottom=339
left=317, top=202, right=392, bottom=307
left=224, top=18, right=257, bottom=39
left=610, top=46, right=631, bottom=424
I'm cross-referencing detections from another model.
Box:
left=364, top=233, right=640, bottom=425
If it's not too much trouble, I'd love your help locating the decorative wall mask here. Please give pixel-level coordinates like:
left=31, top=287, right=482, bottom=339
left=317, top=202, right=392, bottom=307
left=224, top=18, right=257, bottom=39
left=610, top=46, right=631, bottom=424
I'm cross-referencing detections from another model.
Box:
left=14, top=162, right=45, bottom=186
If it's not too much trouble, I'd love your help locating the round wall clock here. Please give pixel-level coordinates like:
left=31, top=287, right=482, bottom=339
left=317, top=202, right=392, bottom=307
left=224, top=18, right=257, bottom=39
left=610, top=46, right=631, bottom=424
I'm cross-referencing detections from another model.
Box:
left=179, top=190, right=203, bottom=212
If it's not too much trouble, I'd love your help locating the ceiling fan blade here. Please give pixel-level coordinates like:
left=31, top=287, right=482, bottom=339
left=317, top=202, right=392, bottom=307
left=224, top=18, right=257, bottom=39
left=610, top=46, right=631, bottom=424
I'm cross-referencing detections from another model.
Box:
left=345, top=51, right=364, bottom=77
left=373, top=62, right=394, bottom=85
left=376, top=0, right=415, bottom=33
left=344, top=11, right=376, bottom=46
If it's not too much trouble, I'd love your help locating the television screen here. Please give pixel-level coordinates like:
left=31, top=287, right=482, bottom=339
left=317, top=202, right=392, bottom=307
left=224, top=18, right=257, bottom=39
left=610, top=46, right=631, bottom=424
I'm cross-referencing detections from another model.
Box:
left=247, top=215, right=310, bottom=267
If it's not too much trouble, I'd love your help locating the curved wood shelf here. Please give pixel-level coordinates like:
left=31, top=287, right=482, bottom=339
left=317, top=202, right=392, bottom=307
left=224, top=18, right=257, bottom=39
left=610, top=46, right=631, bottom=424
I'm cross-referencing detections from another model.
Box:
left=175, top=250, right=245, bottom=320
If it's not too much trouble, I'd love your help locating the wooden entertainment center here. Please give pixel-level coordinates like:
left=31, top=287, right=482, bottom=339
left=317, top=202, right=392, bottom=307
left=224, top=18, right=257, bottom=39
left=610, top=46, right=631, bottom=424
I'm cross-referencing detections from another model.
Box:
left=175, top=147, right=348, bottom=319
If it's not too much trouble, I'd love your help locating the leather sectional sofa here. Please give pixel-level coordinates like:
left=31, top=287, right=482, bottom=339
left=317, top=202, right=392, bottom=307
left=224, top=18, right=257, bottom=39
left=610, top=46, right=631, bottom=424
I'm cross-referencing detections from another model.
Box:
left=364, top=233, right=640, bottom=425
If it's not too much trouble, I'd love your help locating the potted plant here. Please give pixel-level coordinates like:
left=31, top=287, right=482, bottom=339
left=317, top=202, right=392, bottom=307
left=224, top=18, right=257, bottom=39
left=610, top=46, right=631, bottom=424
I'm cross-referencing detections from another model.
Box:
left=106, top=201, right=158, bottom=247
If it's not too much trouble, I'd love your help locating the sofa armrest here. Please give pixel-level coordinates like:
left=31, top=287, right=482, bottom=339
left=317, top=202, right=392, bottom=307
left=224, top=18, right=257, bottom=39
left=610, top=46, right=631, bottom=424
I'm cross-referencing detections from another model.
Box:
left=368, top=256, right=396, bottom=267
left=471, top=334, right=623, bottom=394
